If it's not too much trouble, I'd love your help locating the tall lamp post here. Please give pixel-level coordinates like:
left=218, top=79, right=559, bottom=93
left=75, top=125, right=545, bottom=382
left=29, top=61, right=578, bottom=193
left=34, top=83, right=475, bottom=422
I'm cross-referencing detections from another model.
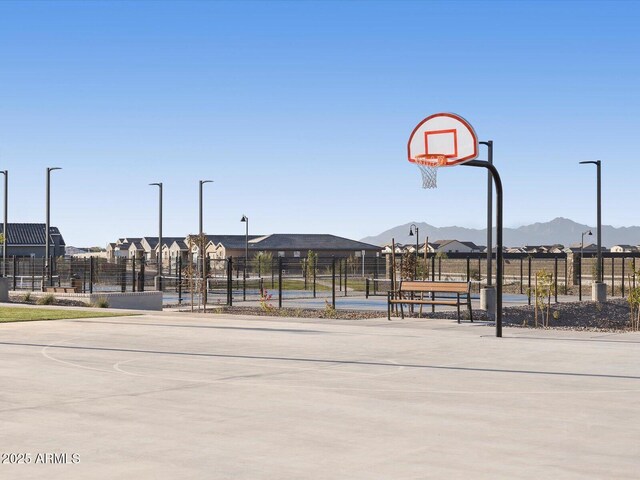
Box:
left=0, top=170, right=7, bottom=277
left=149, top=182, right=163, bottom=291
left=45, top=167, right=62, bottom=288
left=409, top=223, right=419, bottom=279
left=579, top=160, right=605, bottom=301
left=240, top=215, right=248, bottom=300
left=580, top=230, right=592, bottom=301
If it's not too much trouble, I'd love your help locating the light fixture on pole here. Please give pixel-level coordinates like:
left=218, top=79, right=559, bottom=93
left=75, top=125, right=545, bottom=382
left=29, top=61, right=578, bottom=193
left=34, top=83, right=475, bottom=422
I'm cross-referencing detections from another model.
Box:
left=45, top=167, right=62, bottom=288
left=409, top=223, right=419, bottom=279
left=240, top=215, right=248, bottom=301
left=149, top=182, right=163, bottom=291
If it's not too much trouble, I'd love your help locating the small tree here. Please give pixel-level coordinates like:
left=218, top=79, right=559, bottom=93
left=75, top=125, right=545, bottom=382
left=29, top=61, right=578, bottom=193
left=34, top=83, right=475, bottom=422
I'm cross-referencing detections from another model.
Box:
left=305, top=250, right=317, bottom=280
left=534, top=269, right=553, bottom=327
left=400, top=251, right=416, bottom=280
left=627, top=268, right=640, bottom=331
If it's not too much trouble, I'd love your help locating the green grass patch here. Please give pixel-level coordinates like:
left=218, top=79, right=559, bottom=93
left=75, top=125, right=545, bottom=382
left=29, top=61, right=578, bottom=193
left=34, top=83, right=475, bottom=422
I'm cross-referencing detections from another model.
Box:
left=0, top=307, right=136, bottom=323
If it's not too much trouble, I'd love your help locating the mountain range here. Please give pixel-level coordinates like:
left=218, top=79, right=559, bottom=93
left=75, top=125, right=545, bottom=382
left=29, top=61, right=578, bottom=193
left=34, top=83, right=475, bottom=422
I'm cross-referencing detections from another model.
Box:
left=360, top=217, right=640, bottom=248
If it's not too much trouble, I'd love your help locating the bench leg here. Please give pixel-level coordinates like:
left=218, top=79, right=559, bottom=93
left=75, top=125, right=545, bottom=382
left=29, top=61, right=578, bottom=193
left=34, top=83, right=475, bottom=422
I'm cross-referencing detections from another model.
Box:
left=468, top=295, right=473, bottom=322
left=457, top=293, right=461, bottom=324
left=399, top=302, right=405, bottom=319
left=387, top=296, right=391, bottom=321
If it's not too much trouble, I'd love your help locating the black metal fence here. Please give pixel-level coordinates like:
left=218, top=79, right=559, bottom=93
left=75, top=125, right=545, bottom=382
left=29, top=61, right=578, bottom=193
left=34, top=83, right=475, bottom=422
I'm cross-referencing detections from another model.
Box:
left=2, top=251, right=638, bottom=308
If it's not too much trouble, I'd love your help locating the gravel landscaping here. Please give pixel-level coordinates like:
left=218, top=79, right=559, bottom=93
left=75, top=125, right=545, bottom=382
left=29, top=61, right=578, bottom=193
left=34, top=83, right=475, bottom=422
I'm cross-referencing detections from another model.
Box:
left=187, top=299, right=639, bottom=332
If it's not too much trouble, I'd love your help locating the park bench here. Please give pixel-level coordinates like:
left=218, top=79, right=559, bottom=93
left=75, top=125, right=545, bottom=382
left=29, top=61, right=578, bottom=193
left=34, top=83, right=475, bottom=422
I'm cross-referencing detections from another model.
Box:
left=387, top=280, right=472, bottom=323
left=44, top=286, right=80, bottom=294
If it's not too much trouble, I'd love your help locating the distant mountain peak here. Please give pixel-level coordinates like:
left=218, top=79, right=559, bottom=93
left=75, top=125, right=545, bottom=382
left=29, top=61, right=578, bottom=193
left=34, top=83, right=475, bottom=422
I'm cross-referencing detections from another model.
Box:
left=360, top=218, right=640, bottom=248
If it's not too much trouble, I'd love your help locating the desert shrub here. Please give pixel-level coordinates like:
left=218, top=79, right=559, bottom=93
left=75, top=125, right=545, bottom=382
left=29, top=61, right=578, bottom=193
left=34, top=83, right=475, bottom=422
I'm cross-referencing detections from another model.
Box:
left=37, top=294, right=55, bottom=305
left=94, top=297, right=109, bottom=308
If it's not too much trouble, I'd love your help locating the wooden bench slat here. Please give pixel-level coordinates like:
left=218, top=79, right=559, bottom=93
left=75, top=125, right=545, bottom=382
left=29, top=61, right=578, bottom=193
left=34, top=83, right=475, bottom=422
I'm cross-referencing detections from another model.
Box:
left=390, top=299, right=458, bottom=306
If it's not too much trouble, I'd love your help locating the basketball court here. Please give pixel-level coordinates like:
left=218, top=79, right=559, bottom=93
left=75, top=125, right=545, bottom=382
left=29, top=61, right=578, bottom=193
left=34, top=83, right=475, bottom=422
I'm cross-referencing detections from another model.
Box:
left=1, top=307, right=639, bottom=479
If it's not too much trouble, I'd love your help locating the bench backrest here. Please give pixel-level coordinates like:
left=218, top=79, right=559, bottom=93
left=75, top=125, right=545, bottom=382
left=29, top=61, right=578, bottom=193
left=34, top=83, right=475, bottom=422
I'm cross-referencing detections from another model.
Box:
left=398, top=281, right=469, bottom=293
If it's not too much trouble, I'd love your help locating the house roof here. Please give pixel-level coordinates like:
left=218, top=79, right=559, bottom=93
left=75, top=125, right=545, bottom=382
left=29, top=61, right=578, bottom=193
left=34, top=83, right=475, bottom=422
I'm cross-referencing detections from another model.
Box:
left=203, top=235, right=263, bottom=249
left=0, top=223, right=65, bottom=246
left=168, top=240, right=188, bottom=250
left=143, top=237, right=189, bottom=249
left=247, top=234, right=379, bottom=251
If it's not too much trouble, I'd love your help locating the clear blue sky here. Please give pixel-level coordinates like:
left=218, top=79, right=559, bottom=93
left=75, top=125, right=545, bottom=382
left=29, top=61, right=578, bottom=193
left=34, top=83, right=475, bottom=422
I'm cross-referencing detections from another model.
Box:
left=0, top=0, right=638, bottom=247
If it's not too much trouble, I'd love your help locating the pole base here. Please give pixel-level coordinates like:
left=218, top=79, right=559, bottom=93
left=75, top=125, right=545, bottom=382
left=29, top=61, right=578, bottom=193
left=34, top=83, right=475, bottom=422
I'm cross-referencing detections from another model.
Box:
left=0, top=277, right=8, bottom=302
left=592, top=282, right=607, bottom=302
left=480, top=286, right=496, bottom=321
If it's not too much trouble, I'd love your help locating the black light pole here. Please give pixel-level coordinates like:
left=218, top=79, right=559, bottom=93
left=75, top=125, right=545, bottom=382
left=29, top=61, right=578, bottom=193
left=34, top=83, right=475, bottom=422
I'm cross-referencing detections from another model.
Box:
left=464, top=160, right=503, bottom=338
left=0, top=170, right=7, bottom=277
left=240, top=215, right=248, bottom=300
left=580, top=230, right=592, bottom=301
left=149, top=182, right=163, bottom=291
left=580, top=161, right=602, bottom=283
left=199, top=180, right=213, bottom=235
left=45, top=167, right=62, bottom=288
left=409, top=223, right=419, bottom=279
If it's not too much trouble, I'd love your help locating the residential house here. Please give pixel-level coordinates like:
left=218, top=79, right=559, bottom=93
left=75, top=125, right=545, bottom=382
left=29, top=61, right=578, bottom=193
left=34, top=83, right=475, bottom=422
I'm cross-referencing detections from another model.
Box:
left=610, top=245, right=639, bottom=253
left=0, top=223, right=66, bottom=258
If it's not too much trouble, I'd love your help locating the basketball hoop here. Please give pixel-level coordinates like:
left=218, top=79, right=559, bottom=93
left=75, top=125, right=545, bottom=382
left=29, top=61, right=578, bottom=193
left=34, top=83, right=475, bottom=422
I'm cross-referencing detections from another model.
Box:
left=407, top=113, right=479, bottom=190
left=414, top=154, right=447, bottom=189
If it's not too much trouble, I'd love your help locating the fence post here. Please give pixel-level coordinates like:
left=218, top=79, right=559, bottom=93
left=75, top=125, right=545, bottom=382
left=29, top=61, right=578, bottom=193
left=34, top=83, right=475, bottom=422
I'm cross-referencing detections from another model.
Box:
left=339, top=260, right=342, bottom=291
left=432, top=257, right=436, bottom=281
left=31, top=257, right=35, bottom=291
left=132, top=256, right=136, bottom=292
left=12, top=256, right=17, bottom=290
left=226, top=257, right=232, bottom=306
left=365, top=278, right=369, bottom=299
left=622, top=257, right=625, bottom=297
left=520, top=257, right=524, bottom=294
left=466, top=257, right=470, bottom=282
left=178, top=256, right=183, bottom=304
left=611, top=257, right=615, bottom=296
left=438, top=257, right=442, bottom=281
left=242, top=255, right=246, bottom=301
left=578, top=255, right=582, bottom=301
left=554, top=257, right=558, bottom=303
left=344, top=258, right=348, bottom=297
left=313, top=260, right=316, bottom=298
left=375, top=255, right=379, bottom=279
left=564, top=256, right=568, bottom=295
left=89, top=257, right=94, bottom=294
left=527, top=256, right=532, bottom=305
left=271, top=258, right=274, bottom=289
left=120, top=258, right=126, bottom=293
left=331, top=257, right=336, bottom=309
left=278, top=257, right=283, bottom=309
left=139, top=259, right=145, bottom=292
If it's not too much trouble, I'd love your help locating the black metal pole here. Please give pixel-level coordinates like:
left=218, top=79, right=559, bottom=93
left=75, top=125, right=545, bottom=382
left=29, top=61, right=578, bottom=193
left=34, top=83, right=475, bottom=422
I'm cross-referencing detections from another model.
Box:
left=480, top=141, right=493, bottom=286
left=332, top=257, right=336, bottom=308
left=89, top=257, right=94, bottom=294
left=278, top=257, right=283, bottom=309
left=149, top=182, right=163, bottom=291
left=45, top=167, right=61, bottom=289
left=1, top=170, right=7, bottom=277
left=580, top=161, right=602, bottom=283
left=178, top=256, right=183, bottom=304
left=464, top=160, right=503, bottom=337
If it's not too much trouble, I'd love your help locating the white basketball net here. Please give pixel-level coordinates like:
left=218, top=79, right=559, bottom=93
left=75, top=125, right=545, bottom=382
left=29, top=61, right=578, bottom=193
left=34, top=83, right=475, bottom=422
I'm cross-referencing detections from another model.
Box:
left=415, top=155, right=446, bottom=189
left=417, top=163, right=438, bottom=189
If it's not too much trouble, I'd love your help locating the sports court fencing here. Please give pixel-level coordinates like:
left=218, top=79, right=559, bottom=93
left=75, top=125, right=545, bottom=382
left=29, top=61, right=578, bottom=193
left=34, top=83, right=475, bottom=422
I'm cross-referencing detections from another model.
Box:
left=2, top=252, right=638, bottom=309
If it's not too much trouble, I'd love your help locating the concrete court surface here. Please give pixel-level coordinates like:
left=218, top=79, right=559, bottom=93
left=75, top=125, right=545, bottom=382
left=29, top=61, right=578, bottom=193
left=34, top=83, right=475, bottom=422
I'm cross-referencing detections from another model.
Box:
left=0, top=308, right=639, bottom=479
